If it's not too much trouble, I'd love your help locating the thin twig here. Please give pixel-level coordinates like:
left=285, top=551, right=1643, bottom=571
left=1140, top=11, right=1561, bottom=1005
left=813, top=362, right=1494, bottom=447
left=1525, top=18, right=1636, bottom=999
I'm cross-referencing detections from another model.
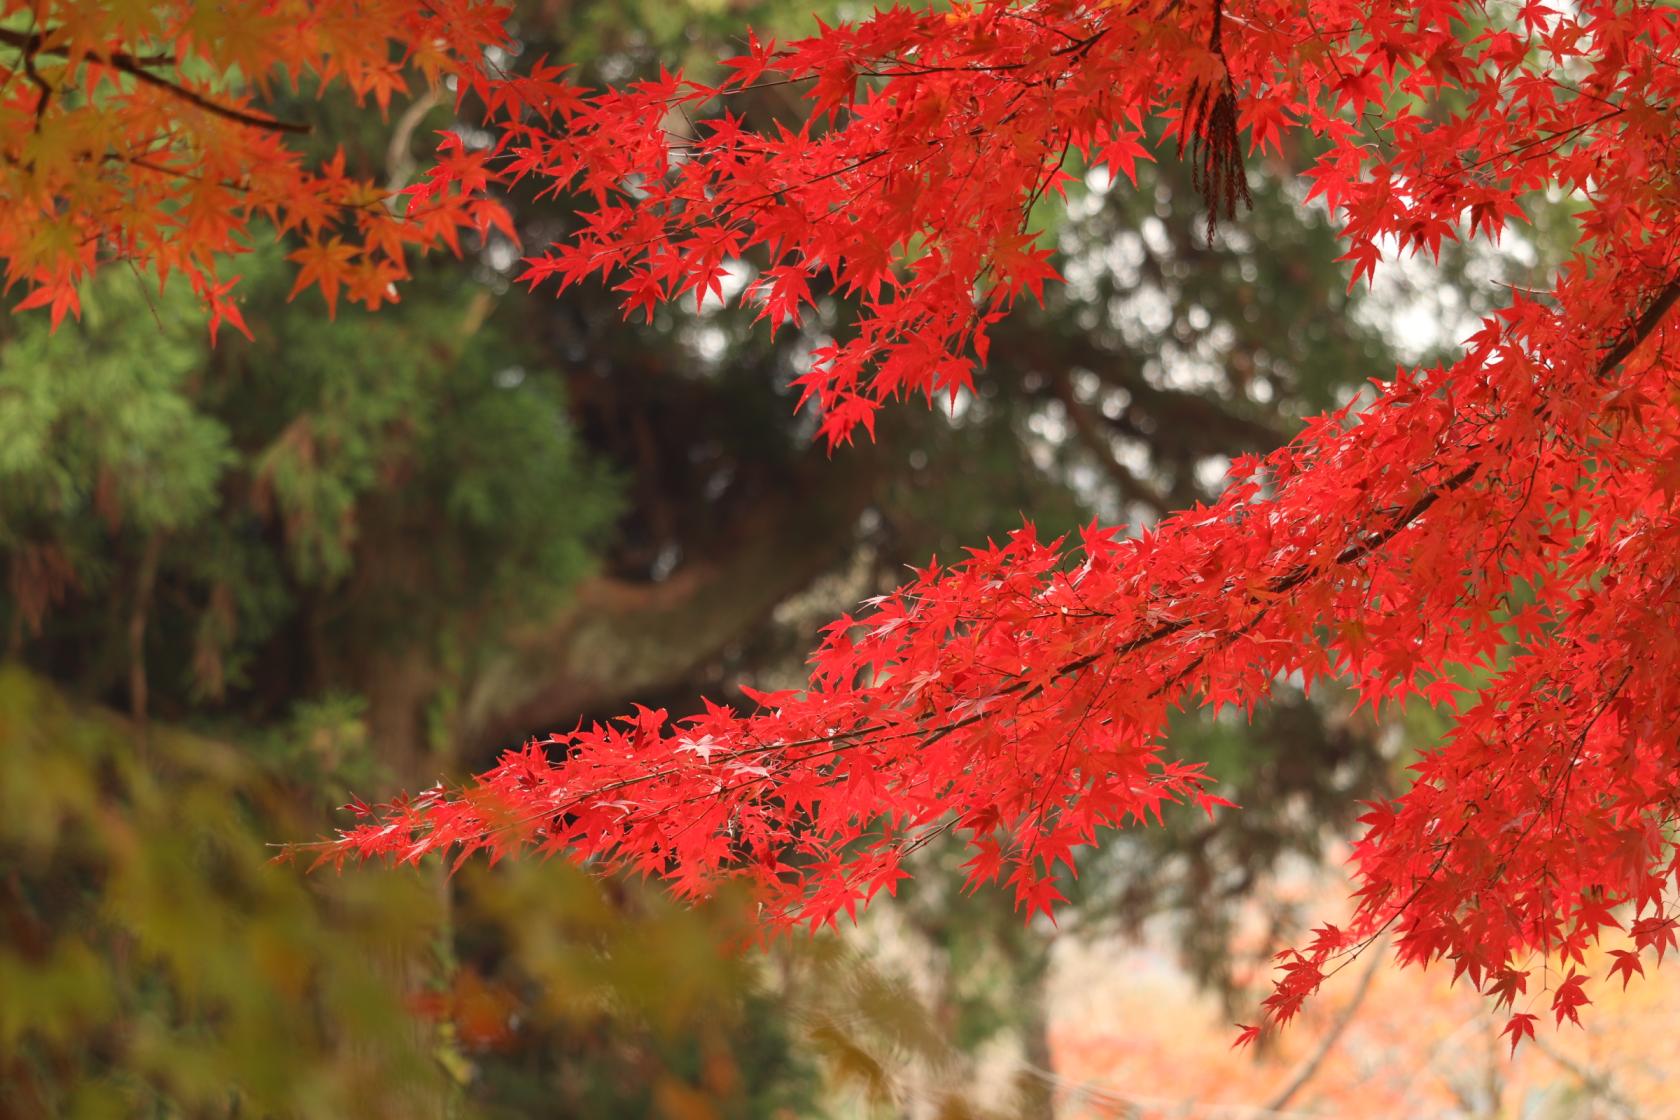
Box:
left=0, top=26, right=310, bottom=134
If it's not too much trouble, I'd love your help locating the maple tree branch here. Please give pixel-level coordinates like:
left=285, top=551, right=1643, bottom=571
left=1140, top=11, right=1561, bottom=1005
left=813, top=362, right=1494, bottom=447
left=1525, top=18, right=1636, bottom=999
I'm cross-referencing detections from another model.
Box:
left=0, top=27, right=174, bottom=67
left=1310, top=622, right=1643, bottom=996
left=1030, top=276, right=1680, bottom=968
left=1261, top=935, right=1386, bottom=1113
left=302, top=273, right=1680, bottom=871
left=299, top=441, right=1476, bottom=862
left=1172, top=270, right=1680, bottom=694
left=22, top=43, right=50, bottom=132
left=93, top=56, right=312, bottom=136
left=1599, top=276, right=1680, bottom=376
left=0, top=27, right=311, bottom=135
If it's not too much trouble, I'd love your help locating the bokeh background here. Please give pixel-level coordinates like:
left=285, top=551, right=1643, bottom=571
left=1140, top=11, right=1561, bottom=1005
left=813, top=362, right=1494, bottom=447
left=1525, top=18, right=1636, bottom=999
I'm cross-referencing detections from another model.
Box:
left=2, top=2, right=1661, bottom=1117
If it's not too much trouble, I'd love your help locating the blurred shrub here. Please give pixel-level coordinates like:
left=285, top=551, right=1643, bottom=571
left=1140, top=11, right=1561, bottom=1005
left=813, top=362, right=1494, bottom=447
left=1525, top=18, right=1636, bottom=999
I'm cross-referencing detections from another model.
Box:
left=0, top=666, right=817, bottom=1119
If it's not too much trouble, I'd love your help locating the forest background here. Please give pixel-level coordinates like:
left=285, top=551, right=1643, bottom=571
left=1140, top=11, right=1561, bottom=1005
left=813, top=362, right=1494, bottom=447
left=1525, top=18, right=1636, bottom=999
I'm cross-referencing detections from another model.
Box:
left=2, top=0, right=1674, bottom=1117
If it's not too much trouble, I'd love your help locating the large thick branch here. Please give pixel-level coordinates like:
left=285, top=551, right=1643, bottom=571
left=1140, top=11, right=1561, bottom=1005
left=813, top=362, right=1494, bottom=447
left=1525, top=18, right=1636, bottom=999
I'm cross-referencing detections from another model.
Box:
left=1018, top=326, right=1288, bottom=456
left=1047, top=366, right=1171, bottom=511
left=451, top=448, right=883, bottom=758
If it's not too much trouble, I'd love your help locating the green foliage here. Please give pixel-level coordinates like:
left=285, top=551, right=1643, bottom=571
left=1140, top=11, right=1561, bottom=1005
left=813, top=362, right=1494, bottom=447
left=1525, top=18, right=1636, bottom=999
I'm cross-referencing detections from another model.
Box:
left=1, top=249, right=617, bottom=714
left=0, top=277, right=227, bottom=538
left=0, top=665, right=449, bottom=1118
left=223, top=249, right=618, bottom=611
left=0, top=666, right=819, bottom=1119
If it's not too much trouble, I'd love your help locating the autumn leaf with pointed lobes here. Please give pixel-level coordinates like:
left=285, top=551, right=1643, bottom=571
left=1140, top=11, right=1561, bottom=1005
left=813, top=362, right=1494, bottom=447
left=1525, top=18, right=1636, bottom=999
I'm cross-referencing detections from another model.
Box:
left=1632, top=915, right=1680, bottom=962
left=286, top=239, right=359, bottom=317
left=202, top=275, right=253, bottom=344
left=1502, top=1012, right=1539, bottom=1055
left=1335, top=239, right=1384, bottom=290
left=13, top=275, right=84, bottom=330
left=751, top=264, right=815, bottom=335
left=1551, top=971, right=1592, bottom=1027
left=1091, top=123, right=1151, bottom=186
left=1608, top=949, right=1646, bottom=990
left=1, top=0, right=509, bottom=329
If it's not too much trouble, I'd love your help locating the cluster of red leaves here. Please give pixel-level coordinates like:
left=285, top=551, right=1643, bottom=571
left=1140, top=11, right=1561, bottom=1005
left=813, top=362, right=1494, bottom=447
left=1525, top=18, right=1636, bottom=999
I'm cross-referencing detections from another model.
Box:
left=0, top=0, right=513, bottom=338
left=18, top=0, right=1677, bottom=1049
left=313, top=0, right=1680, bottom=1047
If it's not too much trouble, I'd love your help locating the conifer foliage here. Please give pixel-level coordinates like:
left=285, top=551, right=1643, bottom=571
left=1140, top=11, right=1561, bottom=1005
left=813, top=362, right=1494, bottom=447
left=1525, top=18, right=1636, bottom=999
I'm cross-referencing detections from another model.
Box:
left=11, top=0, right=1680, bottom=1045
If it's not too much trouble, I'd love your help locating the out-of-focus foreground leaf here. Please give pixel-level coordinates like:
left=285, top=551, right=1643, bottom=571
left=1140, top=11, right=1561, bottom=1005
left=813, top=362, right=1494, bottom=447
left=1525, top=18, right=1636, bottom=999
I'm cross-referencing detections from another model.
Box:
left=0, top=665, right=821, bottom=1119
